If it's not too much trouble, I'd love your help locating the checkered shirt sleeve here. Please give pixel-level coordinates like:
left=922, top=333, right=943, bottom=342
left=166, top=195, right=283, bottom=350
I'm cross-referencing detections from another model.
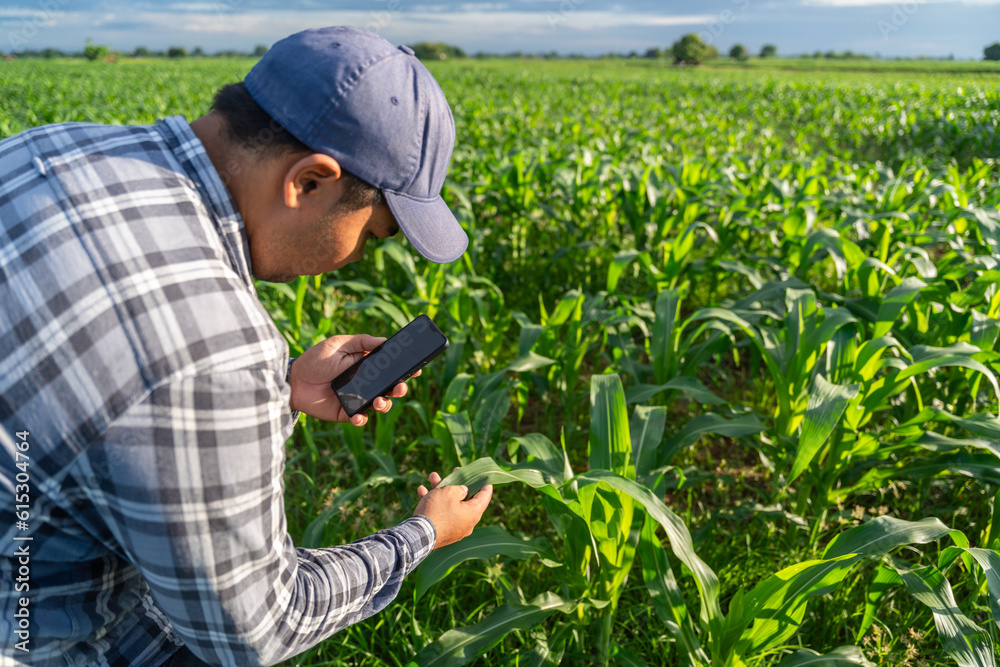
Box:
left=0, top=117, right=436, bottom=667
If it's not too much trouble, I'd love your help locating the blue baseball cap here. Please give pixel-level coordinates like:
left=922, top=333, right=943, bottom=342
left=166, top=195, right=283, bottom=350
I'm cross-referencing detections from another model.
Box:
left=244, top=26, right=468, bottom=263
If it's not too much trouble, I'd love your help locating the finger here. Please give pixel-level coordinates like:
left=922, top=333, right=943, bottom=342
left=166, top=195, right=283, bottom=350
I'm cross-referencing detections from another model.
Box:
left=351, top=413, right=367, bottom=427
left=373, top=397, right=392, bottom=412
left=428, top=471, right=442, bottom=487
left=417, top=485, right=428, bottom=498
left=453, top=484, right=469, bottom=500
left=389, top=382, right=409, bottom=398
left=468, top=484, right=493, bottom=508
left=412, top=369, right=422, bottom=378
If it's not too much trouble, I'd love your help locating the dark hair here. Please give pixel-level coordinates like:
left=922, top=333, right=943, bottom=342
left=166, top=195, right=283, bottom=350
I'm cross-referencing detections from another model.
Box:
left=211, top=81, right=386, bottom=211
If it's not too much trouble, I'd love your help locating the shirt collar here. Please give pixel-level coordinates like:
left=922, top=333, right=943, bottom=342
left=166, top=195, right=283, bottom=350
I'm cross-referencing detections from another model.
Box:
left=155, top=115, right=255, bottom=289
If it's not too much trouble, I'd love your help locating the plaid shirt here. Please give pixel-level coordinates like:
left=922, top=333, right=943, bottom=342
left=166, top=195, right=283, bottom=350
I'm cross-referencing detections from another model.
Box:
left=0, top=117, right=436, bottom=666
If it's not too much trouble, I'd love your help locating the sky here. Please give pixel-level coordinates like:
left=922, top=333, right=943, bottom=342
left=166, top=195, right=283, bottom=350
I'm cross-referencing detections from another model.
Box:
left=1, top=0, right=998, bottom=59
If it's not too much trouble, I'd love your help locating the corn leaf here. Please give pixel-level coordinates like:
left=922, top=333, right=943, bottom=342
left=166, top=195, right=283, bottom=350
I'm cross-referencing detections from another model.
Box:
left=407, top=592, right=580, bottom=667
left=823, top=516, right=952, bottom=559
left=438, top=457, right=553, bottom=496
left=874, top=276, right=926, bottom=338
left=625, top=377, right=728, bottom=406
left=508, top=433, right=571, bottom=484
left=630, top=405, right=666, bottom=483
left=639, top=515, right=709, bottom=666
left=660, top=412, right=766, bottom=467
left=576, top=470, right=721, bottom=625
left=414, top=526, right=555, bottom=600
left=892, top=560, right=996, bottom=667
left=590, top=374, right=633, bottom=479
left=776, top=645, right=875, bottom=666
left=790, top=375, right=860, bottom=482
left=940, top=546, right=1000, bottom=632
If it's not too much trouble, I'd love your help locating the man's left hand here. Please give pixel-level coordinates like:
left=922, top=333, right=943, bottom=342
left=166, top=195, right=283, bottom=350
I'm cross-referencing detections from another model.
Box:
left=288, top=334, right=419, bottom=426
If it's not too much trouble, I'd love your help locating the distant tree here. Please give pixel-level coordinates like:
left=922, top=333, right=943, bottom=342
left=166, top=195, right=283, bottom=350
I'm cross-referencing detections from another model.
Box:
left=644, top=47, right=662, bottom=59
left=985, top=42, right=1000, bottom=61
left=672, top=33, right=709, bottom=65
left=83, top=39, right=110, bottom=62
left=253, top=44, right=268, bottom=57
left=760, top=43, right=777, bottom=58
left=729, top=44, right=748, bottom=61
left=192, top=46, right=204, bottom=57
left=41, top=48, right=62, bottom=59
left=410, top=42, right=465, bottom=60
left=824, top=50, right=838, bottom=59
left=132, top=46, right=151, bottom=58
left=167, top=46, right=188, bottom=58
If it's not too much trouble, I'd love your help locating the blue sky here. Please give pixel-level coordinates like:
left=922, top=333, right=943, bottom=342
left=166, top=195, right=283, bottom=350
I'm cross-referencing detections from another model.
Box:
left=2, top=0, right=998, bottom=58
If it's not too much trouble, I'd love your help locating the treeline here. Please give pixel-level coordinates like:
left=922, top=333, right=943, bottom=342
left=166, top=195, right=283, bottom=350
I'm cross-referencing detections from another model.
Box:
left=3, top=44, right=270, bottom=60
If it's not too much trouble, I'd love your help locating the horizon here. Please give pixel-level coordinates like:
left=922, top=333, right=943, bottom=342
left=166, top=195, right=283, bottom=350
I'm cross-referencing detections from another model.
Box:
left=1, top=1, right=998, bottom=61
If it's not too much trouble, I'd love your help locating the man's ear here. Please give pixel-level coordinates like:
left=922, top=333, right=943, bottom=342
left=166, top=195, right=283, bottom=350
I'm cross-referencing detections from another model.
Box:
left=283, top=154, right=343, bottom=209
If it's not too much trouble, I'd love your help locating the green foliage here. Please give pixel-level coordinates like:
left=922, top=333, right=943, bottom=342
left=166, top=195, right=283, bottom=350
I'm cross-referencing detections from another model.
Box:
left=672, top=33, right=711, bottom=65
left=167, top=46, right=188, bottom=58
left=760, top=44, right=778, bottom=58
left=729, top=44, right=748, bottom=61
left=410, top=42, right=466, bottom=60
left=82, top=41, right=109, bottom=62
left=986, top=42, right=1000, bottom=61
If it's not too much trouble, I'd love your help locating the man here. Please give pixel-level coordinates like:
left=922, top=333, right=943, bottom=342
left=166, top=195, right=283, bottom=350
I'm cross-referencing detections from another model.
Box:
left=0, top=26, right=492, bottom=666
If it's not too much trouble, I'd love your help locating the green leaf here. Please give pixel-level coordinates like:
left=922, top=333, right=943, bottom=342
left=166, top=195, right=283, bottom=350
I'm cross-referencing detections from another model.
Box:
left=506, top=351, right=557, bottom=373
left=509, top=433, right=571, bottom=484
left=608, top=250, right=641, bottom=293
left=438, top=457, right=553, bottom=496
left=630, top=405, right=666, bottom=482
left=414, top=526, right=554, bottom=600
left=625, top=377, right=728, bottom=406
left=874, top=276, right=925, bottom=338
left=733, top=555, right=863, bottom=655
left=442, top=412, right=474, bottom=466
left=639, top=515, right=708, bottom=665
left=790, top=375, right=860, bottom=482
left=776, top=645, right=875, bottom=667
left=856, top=564, right=901, bottom=641
left=893, top=560, right=996, bottom=667
left=408, top=592, right=580, bottom=667
left=823, top=516, right=953, bottom=559
left=442, top=374, right=473, bottom=413
left=473, top=389, right=510, bottom=455
left=941, top=547, right=1000, bottom=632
left=590, top=374, right=633, bottom=479
left=652, top=289, right=682, bottom=383
left=302, top=474, right=397, bottom=548
left=660, top=412, right=766, bottom=467
left=576, top=470, right=721, bottom=625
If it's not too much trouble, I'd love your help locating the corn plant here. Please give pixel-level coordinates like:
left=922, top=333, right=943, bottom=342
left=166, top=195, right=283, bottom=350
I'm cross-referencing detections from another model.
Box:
left=410, top=374, right=720, bottom=665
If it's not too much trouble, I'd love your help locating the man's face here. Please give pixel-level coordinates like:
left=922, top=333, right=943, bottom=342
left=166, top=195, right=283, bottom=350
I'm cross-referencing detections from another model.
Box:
left=249, top=202, right=399, bottom=283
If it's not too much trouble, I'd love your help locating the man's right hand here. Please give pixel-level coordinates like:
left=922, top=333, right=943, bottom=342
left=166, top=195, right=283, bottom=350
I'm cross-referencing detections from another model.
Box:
left=414, top=472, right=493, bottom=550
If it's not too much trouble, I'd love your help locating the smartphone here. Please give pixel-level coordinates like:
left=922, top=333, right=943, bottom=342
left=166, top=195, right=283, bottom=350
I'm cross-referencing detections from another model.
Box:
left=330, top=315, right=449, bottom=418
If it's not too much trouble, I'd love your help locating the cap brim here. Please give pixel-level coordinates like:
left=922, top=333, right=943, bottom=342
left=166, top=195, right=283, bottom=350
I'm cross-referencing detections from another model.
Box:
left=384, top=190, right=469, bottom=263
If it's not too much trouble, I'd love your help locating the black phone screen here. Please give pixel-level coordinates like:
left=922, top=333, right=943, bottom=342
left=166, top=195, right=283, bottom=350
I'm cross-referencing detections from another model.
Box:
left=330, top=315, right=449, bottom=417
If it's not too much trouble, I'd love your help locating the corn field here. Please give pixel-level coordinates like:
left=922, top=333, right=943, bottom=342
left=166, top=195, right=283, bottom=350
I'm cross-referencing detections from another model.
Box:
left=3, top=58, right=1000, bottom=666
